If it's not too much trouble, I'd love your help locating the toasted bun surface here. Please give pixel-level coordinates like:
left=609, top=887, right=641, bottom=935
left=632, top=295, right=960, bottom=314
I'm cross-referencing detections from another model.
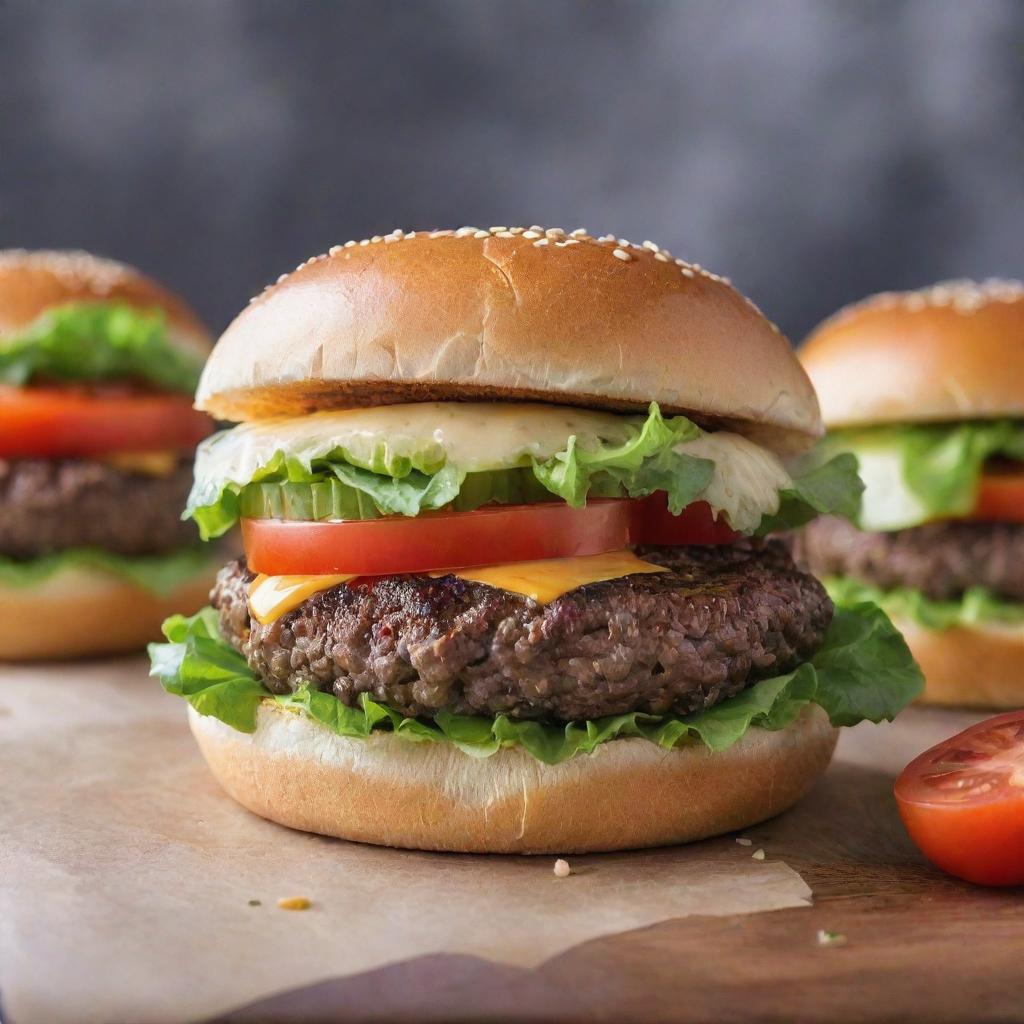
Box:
left=189, top=702, right=837, bottom=854
left=0, top=249, right=211, bottom=357
left=893, top=616, right=1024, bottom=709
left=801, top=279, right=1024, bottom=428
left=0, top=561, right=216, bottom=661
left=196, top=228, right=821, bottom=451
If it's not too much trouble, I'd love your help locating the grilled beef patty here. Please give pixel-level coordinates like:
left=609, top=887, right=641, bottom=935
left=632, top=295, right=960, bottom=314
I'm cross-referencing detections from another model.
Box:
left=212, top=540, right=832, bottom=723
left=793, top=516, right=1024, bottom=602
left=0, top=457, right=198, bottom=558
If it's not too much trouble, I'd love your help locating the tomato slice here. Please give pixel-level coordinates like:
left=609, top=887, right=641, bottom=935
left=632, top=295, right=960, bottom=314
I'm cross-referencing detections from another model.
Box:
left=895, top=712, right=1024, bottom=886
left=242, top=500, right=634, bottom=576
left=0, top=386, right=214, bottom=457
left=973, top=471, right=1024, bottom=523
left=630, top=496, right=739, bottom=545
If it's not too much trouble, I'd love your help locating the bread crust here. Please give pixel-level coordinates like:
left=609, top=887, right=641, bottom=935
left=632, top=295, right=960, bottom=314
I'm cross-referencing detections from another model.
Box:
left=189, top=702, right=838, bottom=854
left=893, top=615, right=1024, bottom=709
left=801, top=280, right=1024, bottom=427
left=0, top=249, right=211, bottom=357
left=0, top=562, right=216, bottom=660
left=195, top=230, right=821, bottom=452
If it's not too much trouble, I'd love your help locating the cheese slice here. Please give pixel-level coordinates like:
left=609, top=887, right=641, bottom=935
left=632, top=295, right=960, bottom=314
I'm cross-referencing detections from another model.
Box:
left=247, top=550, right=666, bottom=624
left=100, top=451, right=181, bottom=476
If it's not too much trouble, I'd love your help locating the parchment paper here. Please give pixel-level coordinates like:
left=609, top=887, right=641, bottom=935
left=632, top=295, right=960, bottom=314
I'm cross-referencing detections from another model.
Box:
left=0, top=659, right=813, bottom=1024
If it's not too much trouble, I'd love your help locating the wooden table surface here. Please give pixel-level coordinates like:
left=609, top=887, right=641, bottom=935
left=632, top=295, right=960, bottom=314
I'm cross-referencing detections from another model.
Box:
left=215, top=706, right=1024, bottom=1024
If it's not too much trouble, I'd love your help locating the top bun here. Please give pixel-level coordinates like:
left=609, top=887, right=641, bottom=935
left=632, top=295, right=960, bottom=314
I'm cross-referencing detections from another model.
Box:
left=196, top=227, right=821, bottom=451
left=0, top=249, right=212, bottom=357
left=801, top=279, right=1024, bottom=428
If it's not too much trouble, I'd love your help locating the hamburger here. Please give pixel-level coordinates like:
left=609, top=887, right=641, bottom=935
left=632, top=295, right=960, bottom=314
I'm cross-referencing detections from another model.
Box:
left=797, top=280, right=1024, bottom=708
left=0, top=250, right=218, bottom=659
left=149, top=226, right=921, bottom=853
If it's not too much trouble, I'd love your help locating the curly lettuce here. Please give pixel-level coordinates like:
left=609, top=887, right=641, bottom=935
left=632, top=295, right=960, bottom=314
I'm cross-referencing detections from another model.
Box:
left=149, top=601, right=922, bottom=765
left=0, top=302, right=205, bottom=394
left=0, top=547, right=216, bottom=597
left=825, top=576, right=1024, bottom=632
left=187, top=403, right=863, bottom=540
left=825, top=421, right=1024, bottom=531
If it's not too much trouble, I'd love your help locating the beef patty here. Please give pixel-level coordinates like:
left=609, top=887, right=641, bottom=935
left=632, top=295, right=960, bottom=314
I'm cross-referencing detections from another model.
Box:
left=0, top=457, right=198, bottom=558
left=212, top=540, right=832, bottom=723
left=793, top=516, right=1024, bottom=602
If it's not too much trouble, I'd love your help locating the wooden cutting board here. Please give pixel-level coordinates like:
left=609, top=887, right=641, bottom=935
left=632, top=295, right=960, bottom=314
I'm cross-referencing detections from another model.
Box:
left=216, top=706, right=1024, bottom=1024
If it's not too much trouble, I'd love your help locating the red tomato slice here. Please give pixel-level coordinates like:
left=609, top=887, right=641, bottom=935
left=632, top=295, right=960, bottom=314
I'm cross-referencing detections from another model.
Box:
left=973, top=472, right=1024, bottom=523
left=895, top=712, right=1024, bottom=886
left=242, top=500, right=634, bottom=576
left=630, top=496, right=739, bottom=545
left=0, top=386, right=214, bottom=457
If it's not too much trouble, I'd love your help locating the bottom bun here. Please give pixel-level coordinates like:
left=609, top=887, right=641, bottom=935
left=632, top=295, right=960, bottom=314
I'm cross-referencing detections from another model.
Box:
left=189, top=702, right=838, bottom=854
left=894, top=615, right=1024, bottom=709
left=0, top=561, right=216, bottom=660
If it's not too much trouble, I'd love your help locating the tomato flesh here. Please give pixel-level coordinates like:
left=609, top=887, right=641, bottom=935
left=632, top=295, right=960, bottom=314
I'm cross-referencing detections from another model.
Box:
left=895, top=712, right=1024, bottom=886
left=0, top=386, right=214, bottom=457
left=631, top=496, right=739, bottom=545
left=973, top=471, right=1024, bottom=523
left=242, top=500, right=635, bottom=576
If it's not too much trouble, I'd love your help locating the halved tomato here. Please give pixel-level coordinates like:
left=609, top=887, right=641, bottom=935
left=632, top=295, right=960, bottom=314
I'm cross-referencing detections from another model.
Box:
left=0, top=385, right=214, bottom=457
left=895, top=712, right=1024, bottom=886
left=242, top=500, right=635, bottom=576
left=973, top=472, right=1024, bottom=523
left=630, top=496, right=739, bottom=546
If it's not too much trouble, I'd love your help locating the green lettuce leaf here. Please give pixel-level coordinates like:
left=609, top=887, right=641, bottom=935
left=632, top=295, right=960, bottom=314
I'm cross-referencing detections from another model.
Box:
left=826, top=421, right=1024, bottom=531
left=149, top=601, right=922, bottom=765
left=825, top=575, right=1024, bottom=631
left=756, top=452, right=864, bottom=534
left=0, top=547, right=216, bottom=597
left=0, top=302, right=205, bottom=394
left=188, top=403, right=865, bottom=540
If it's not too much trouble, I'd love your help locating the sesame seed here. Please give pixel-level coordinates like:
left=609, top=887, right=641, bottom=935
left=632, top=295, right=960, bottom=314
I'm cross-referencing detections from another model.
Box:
left=533, top=238, right=549, bottom=247
left=612, top=248, right=632, bottom=261
left=546, top=228, right=566, bottom=237
left=471, top=230, right=487, bottom=239
left=562, top=238, right=580, bottom=245
left=553, top=859, right=571, bottom=877
left=642, top=240, right=659, bottom=252
left=359, top=239, right=370, bottom=247
left=406, top=231, right=416, bottom=238
left=343, top=240, right=356, bottom=248
left=495, top=231, right=514, bottom=238
left=328, top=245, right=342, bottom=256
left=681, top=267, right=695, bottom=278
left=455, top=226, right=478, bottom=237
left=752, top=849, right=766, bottom=861
left=654, top=252, right=669, bottom=262
left=489, top=226, right=507, bottom=233
left=735, top=837, right=752, bottom=846
left=509, top=226, right=524, bottom=234
left=529, top=224, right=544, bottom=232
left=522, top=230, right=541, bottom=239
left=371, top=235, right=383, bottom=243
left=597, top=234, right=615, bottom=243
left=570, top=228, right=588, bottom=237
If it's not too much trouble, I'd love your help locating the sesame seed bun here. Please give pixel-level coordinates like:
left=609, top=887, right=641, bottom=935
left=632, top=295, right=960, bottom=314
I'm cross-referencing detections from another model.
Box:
left=0, top=560, right=217, bottom=661
left=800, top=280, right=1024, bottom=428
left=195, top=228, right=822, bottom=452
left=892, top=617, right=1024, bottom=710
left=0, top=249, right=212, bottom=358
left=187, top=701, right=838, bottom=854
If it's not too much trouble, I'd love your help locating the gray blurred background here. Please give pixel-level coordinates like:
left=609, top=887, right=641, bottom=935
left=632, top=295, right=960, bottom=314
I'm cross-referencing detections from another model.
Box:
left=2, top=0, right=1021, bottom=341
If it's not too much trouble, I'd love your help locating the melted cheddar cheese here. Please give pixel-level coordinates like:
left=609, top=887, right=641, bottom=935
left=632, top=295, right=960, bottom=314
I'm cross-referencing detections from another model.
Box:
left=247, top=550, right=666, bottom=624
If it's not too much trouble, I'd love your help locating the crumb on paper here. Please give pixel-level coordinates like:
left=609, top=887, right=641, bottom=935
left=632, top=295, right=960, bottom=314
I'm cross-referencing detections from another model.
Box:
left=247, top=899, right=262, bottom=907
left=277, top=896, right=311, bottom=911
left=817, top=930, right=848, bottom=947
left=553, top=858, right=571, bottom=878
left=735, top=837, right=752, bottom=847
left=751, top=849, right=766, bottom=861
